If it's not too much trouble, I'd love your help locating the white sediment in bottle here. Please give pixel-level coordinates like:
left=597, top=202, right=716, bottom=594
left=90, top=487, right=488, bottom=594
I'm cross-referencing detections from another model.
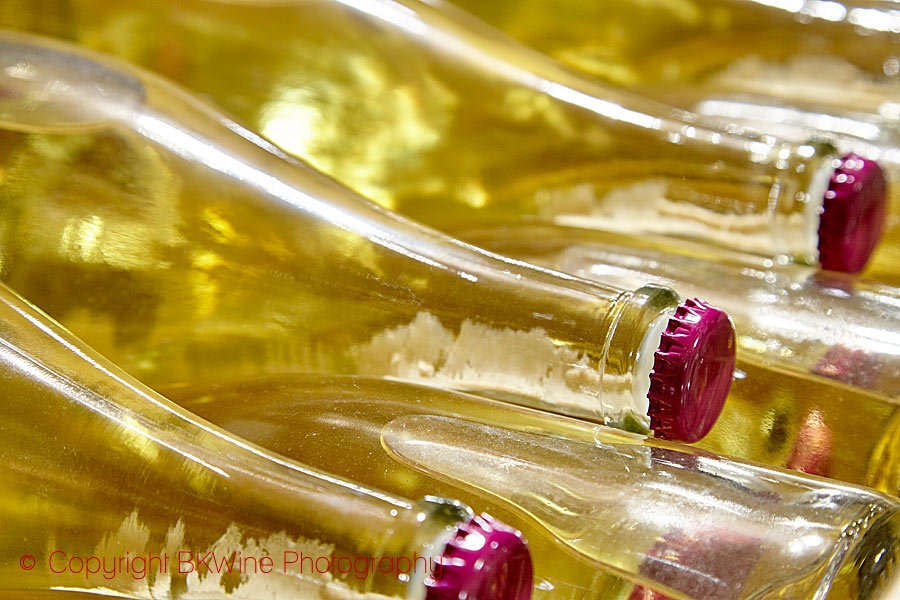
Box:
left=440, top=0, right=900, bottom=283
left=0, top=31, right=736, bottom=441
left=164, top=373, right=900, bottom=600
left=458, top=221, right=900, bottom=494
left=0, top=280, right=533, bottom=600
left=0, top=0, right=889, bottom=273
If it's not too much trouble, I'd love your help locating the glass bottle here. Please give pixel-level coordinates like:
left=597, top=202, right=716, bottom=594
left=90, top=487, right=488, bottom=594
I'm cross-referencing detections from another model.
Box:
left=0, top=279, right=533, bottom=600
left=0, top=0, right=888, bottom=273
left=164, top=373, right=900, bottom=600
left=0, top=31, right=737, bottom=441
left=445, top=0, right=900, bottom=138
left=438, top=0, right=900, bottom=284
left=458, top=221, right=900, bottom=493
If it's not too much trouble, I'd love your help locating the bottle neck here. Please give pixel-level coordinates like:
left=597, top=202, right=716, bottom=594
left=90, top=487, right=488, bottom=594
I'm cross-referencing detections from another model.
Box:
left=1, top=2, right=849, bottom=267
left=596, top=284, right=681, bottom=428
left=405, top=498, right=478, bottom=600
left=0, top=32, right=688, bottom=432
left=768, top=144, right=837, bottom=265
left=0, top=283, right=473, bottom=599
left=142, top=80, right=680, bottom=427
left=390, top=0, right=840, bottom=266
left=461, top=219, right=900, bottom=402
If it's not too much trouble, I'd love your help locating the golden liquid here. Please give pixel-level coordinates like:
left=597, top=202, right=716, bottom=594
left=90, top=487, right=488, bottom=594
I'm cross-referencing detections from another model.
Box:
left=865, top=234, right=900, bottom=288
left=446, top=0, right=900, bottom=115
left=0, top=281, right=473, bottom=599
left=0, top=0, right=842, bottom=265
left=168, top=374, right=900, bottom=600
left=0, top=32, right=690, bottom=431
left=702, top=358, right=900, bottom=493
left=457, top=222, right=900, bottom=496
left=441, top=0, right=900, bottom=285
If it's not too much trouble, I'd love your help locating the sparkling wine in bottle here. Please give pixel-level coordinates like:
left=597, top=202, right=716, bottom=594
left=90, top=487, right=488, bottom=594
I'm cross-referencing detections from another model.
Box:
left=440, top=0, right=900, bottom=284
left=0, top=280, right=533, bottom=600
left=0, top=31, right=737, bottom=441
left=163, top=373, right=900, bottom=600
left=0, top=0, right=889, bottom=273
left=457, top=221, right=900, bottom=494
left=446, top=0, right=900, bottom=137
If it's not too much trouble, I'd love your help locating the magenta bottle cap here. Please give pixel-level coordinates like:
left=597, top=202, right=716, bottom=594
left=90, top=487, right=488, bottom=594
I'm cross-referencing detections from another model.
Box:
left=648, top=298, right=736, bottom=443
left=426, top=513, right=533, bottom=600
left=818, top=153, right=887, bottom=274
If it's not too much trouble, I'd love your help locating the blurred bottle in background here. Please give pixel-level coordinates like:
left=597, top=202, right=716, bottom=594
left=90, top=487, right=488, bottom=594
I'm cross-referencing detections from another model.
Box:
left=442, top=0, right=900, bottom=284
left=0, top=0, right=888, bottom=273
left=446, top=0, right=900, bottom=138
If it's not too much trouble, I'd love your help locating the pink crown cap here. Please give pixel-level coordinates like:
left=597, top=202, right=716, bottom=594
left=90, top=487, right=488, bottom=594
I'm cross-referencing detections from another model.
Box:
left=648, top=298, right=736, bottom=443
left=818, top=153, right=886, bottom=274
left=425, top=513, right=533, bottom=600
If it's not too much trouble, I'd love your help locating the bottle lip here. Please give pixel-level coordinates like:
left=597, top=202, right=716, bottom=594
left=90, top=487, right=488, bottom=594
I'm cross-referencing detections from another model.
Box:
left=425, top=513, right=533, bottom=600
left=817, top=153, right=887, bottom=274
left=647, top=298, right=736, bottom=443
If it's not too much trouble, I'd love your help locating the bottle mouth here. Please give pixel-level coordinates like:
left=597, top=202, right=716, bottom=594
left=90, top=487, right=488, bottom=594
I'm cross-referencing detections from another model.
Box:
left=426, top=513, right=533, bottom=600
left=817, top=153, right=887, bottom=274
left=647, top=299, right=736, bottom=443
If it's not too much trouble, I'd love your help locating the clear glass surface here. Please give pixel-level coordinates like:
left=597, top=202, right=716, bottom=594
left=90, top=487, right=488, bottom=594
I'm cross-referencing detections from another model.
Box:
left=460, top=222, right=900, bottom=496
left=168, top=373, right=900, bottom=600
left=0, top=281, right=475, bottom=600
left=0, top=31, right=692, bottom=431
left=0, top=0, right=861, bottom=266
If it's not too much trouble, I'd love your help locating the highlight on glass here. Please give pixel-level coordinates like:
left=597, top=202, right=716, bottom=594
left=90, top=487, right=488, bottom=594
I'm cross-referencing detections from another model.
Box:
left=0, top=0, right=889, bottom=273
left=0, top=31, right=737, bottom=441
